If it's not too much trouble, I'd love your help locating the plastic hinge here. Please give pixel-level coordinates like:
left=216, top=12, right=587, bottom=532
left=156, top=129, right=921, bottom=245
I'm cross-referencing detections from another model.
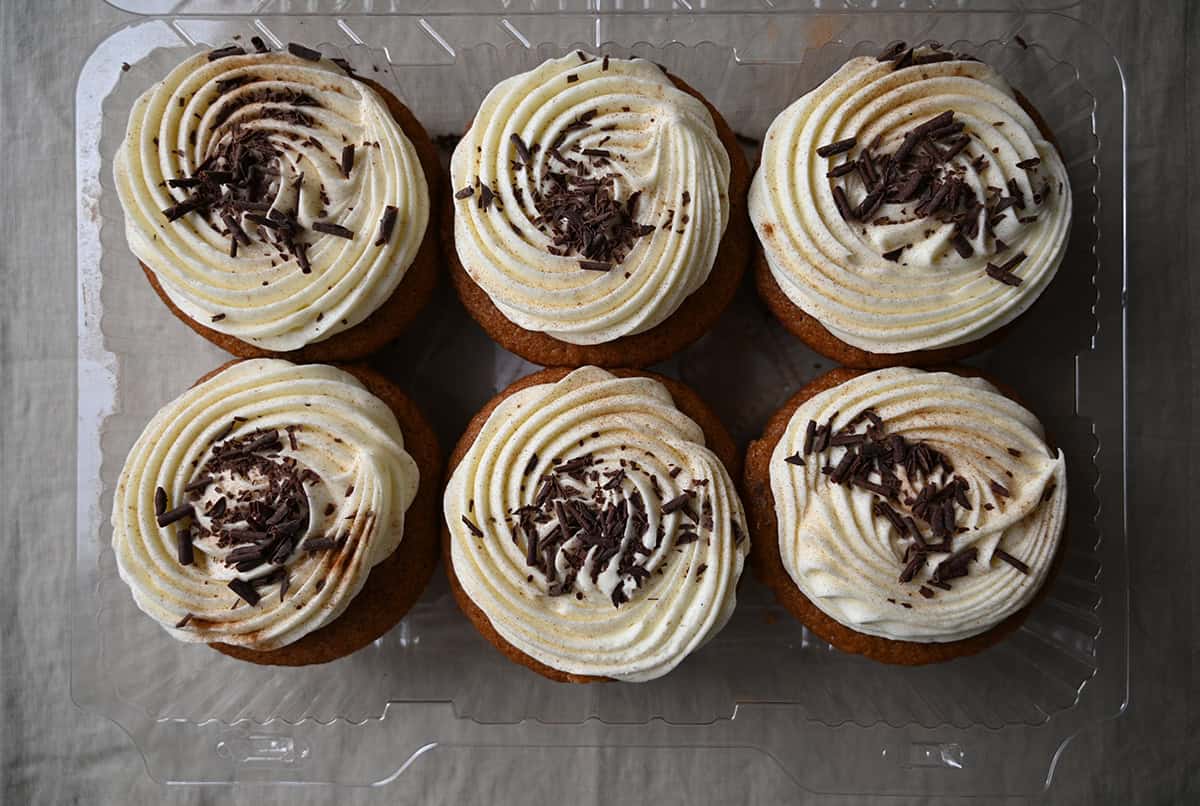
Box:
left=882, top=742, right=967, bottom=770
left=215, top=730, right=310, bottom=767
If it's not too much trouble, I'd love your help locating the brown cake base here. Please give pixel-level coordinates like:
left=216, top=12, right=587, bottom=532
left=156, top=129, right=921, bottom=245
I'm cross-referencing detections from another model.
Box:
left=752, top=90, right=1061, bottom=369
left=188, top=360, right=443, bottom=666
left=444, top=71, right=751, bottom=368
left=752, top=259, right=1012, bottom=369
left=443, top=367, right=741, bottom=683
left=742, top=366, right=1064, bottom=665
left=141, top=79, right=443, bottom=363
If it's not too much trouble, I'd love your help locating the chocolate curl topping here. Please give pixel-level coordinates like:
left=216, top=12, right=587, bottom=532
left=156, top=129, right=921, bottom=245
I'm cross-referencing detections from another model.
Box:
left=502, top=450, right=712, bottom=606
left=821, top=87, right=1051, bottom=268
left=803, top=404, right=1040, bottom=593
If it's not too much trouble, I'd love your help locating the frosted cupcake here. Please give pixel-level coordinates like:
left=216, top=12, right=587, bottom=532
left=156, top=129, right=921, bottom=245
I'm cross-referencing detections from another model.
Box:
left=115, top=43, right=440, bottom=360
left=443, top=366, right=749, bottom=681
left=744, top=366, right=1067, bottom=664
left=750, top=42, right=1071, bottom=367
left=111, top=359, right=441, bottom=665
left=447, top=52, right=750, bottom=367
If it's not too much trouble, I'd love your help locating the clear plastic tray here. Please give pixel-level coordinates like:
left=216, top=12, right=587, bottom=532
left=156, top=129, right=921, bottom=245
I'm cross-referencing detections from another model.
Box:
left=74, top=2, right=1127, bottom=797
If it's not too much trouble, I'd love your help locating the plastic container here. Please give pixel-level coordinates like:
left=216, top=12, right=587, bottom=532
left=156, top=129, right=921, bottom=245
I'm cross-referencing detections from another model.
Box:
left=74, top=1, right=1127, bottom=797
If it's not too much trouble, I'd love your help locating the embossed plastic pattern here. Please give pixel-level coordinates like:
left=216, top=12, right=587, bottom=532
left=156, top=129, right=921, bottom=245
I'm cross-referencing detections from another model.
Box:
left=74, top=1, right=1126, bottom=797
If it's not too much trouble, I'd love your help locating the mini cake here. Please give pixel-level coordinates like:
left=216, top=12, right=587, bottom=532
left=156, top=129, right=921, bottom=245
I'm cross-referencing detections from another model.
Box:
left=443, top=366, right=749, bottom=682
left=111, top=359, right=441, bottom=666
left=447, top=51, right=750, bottom=367
left=750, top=42, right=1072, bottom=367
left=744, top=366, right=1067, bottom=664
left=115, top=43, right=441, bottom=361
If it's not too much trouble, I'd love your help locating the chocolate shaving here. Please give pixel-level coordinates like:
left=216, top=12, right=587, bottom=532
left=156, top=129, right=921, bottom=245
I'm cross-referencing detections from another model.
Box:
left=1007, top=178, right=1025, bottom=209
left=461, top=515, right=484, bottom=538
left=523, top=453, right=539, bottom=476
left=454, top=185, right=475, bottom=200
left=932, top=547, right=977, bottom=583
left=803, top=420, right=817, bottom=455
left=899, top=553, right=923, bottom=583
left=312, top=221, right=354, bottom=239
left=374, top=205, right=398, bottom=246
left=813, top=419, right=833, bottom=453
left=220, top=212, right=250, bottom=245
left=817, top=137, right=856, bottom=158
left=185, top=476, right=212, bottom=494
left=477, top=184, right=494, bottom=211
left=510, top=132, right=532, bottom=164
left=998, top=251, right=1030, bottom=281
left=207, top=45, right=245, bottom=61
left=250, top=36, right=269, bottom=53
left=661, top=492, right=694, bottom=515
left=286, top=43, right=322, bottom=62
left=855, top=188, right=885, bottom=221
left=162, top=198, right=201, bottom=222
left=827, top=160, right=858, bottom=179
left=952, top=230, right=974, bottom=258
left=303, top=536, right=340, bottom=552
left=228, top=578, right=261, bottom=606
left=177, top=527, right=195, bottom=566
left=554, top=455, right=593, bottom=474
left=784, top=452, right=805, bottom=466
left=157, top=503, right=193, bottom=528
left=995, top=549, right=1030, bottom=574
left=832, top=186, right=854, bottom=221
left=340, top=144, right=355, bottom=178
left=602, top=469, right=626, bottom=490
left=985, top=260, right=1024, bottom=286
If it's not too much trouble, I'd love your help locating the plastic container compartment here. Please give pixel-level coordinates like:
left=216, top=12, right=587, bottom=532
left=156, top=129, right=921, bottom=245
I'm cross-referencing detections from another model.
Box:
left=74, top=1, right=1127, bottom=797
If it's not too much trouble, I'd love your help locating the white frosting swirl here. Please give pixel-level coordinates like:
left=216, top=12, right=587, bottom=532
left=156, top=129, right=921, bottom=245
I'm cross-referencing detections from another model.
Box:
left=115, top=50, right=430, bottom=351
left=450, top=53, right=731, bottom=345
left=444, top=367, right=747, bottom=681
left=112, top=359, right=419, bottom=651
left=750, top=53, right=1071, bottom=353
left=769, top=368, right=1066, bottom=642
